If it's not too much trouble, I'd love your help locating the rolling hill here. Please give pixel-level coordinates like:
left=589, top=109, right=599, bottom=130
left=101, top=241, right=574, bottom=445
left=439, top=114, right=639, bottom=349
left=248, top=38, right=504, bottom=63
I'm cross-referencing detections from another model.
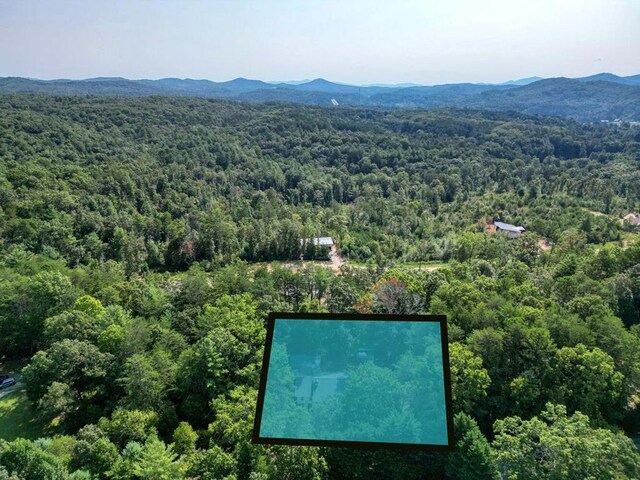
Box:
left=463, top=78, right=640, bottom=122
left=1, top=73, right=638, bottom=121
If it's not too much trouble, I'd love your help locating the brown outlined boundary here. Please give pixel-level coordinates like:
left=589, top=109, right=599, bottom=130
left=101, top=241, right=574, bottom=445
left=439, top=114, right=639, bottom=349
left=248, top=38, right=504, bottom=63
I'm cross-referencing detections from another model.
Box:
left=252, top=312, right=455, bottom=452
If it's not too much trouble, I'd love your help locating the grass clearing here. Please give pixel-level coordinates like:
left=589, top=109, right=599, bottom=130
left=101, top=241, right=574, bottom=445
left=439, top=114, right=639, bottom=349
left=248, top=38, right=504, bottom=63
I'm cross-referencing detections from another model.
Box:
left=349, top=260, right=447, bottom=270
left=0, top=358, right=46, bottom=441
left=0, top=389, right=45, bottom=441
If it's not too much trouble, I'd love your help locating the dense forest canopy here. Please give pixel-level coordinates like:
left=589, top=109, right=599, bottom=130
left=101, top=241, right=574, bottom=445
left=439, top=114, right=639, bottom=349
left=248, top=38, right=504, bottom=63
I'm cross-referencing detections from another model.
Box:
left=1, top=95, right=639, bottom=270
left=0, top=94, right=639, bottom=479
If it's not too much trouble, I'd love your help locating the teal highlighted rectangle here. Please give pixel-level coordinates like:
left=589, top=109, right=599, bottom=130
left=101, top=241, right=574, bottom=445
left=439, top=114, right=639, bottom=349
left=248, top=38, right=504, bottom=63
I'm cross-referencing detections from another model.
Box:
left=253, top=313, right=454, bottom=451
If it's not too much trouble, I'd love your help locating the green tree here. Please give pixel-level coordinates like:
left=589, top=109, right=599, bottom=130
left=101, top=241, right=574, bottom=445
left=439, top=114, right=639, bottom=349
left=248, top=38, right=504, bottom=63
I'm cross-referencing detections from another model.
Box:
left=267, top=446, right=328, bottom=480
left=326, top=278, right=360, bottom=313
left=98, top=409, right=158, bottom=448
left=0, top=438, right=70, bottom=480
left=70, top=425, right=119, bottom=480
left=445, top=413, right=498, bottom=480
left=209, top=386, right=257, bottom=448
left=42, top=311, right=107, bottom=345
left=449, top=342, right=491, bottom=414
left=133, top=436, right=186, bottom=480
left=37, top=382, right=77, bottom=430
left=22, top=339, right=113, bottom=426
left=552, top=344, right=624, bottom=422
left=119, top=353, right=167, bottom=411
left=73, top=295, right=105, bottom=317
left=493, top=403, right=640, bottom=479
left=0, top=270, right=75, bottom=355
left=172, top=422, right=198, bottom=456
left=185, top=446, right=237, bottom=480
left=176, top=327, right=259, bottom=426
left=196, top=294, right=264, bottom=350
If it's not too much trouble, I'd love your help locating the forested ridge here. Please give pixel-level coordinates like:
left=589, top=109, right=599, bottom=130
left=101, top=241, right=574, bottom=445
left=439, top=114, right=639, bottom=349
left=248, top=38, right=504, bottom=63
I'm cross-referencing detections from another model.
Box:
left=2, top=75, right=640, bottom=122
left=0, top=94, right=639, bottom=479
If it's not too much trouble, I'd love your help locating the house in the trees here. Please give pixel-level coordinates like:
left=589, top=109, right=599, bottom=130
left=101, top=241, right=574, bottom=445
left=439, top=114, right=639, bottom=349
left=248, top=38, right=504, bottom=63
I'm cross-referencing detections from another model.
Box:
left=622, top=213, right=640, bottom=227
left=494, top=221, right=526, bottom=239
left=301, top=237, right=334, bottom=248
left=300, top=236, right=335, bottom=260
left=294, top=372, right=348, bottom=406
left=290, top=352, right=348, bottom=406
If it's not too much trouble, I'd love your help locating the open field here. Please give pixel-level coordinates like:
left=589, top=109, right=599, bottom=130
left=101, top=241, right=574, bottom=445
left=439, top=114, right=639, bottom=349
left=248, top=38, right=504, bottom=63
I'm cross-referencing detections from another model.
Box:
left=0, top=389, right=45, bottom=441
left=248, top=259, right=447, bottom=272
left=0, top=360, right=45, bottom=441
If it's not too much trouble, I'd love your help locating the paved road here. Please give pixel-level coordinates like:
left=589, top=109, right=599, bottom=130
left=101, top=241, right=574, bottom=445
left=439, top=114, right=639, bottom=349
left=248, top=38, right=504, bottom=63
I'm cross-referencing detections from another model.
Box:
left=0, top=374, right=22, bottom=400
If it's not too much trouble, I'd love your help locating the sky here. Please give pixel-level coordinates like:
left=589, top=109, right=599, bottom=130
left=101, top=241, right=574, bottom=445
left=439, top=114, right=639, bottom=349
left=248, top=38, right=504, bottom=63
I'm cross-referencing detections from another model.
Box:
left=0, top=0, right=638, bottom=85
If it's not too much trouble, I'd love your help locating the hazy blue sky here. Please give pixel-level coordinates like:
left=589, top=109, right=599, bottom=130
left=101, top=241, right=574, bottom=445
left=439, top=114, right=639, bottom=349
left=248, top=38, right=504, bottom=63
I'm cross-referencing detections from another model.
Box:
left=1, top=0, right=638, bottom=85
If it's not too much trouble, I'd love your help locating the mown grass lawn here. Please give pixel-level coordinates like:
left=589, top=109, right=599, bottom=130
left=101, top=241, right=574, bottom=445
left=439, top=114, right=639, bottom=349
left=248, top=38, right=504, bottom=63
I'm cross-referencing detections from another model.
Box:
left=0, top=359, right=46, bottom=441
left=0, top=389, right=46, bottom=441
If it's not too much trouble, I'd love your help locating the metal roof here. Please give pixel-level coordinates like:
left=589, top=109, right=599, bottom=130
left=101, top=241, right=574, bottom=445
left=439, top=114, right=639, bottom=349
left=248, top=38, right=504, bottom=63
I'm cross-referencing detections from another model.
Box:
left=494, top=222, right=525, bottom=233
left=301, top=237, right=334, bottom=246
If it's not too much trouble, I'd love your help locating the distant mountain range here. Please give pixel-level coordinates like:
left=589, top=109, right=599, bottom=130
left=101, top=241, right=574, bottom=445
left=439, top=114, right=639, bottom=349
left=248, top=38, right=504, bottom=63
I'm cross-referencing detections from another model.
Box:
left=1, top=73, right=639, bottom=122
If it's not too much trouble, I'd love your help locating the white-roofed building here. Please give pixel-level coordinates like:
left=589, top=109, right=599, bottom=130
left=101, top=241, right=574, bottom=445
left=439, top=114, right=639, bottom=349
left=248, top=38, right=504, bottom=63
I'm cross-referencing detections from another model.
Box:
left=299, top=237, right=335, bottom=261
left=294, top=372, right=348, bottom=406
left=301, top=237, right=334, bottom=247
left=494, top=221, right=526, bottom=239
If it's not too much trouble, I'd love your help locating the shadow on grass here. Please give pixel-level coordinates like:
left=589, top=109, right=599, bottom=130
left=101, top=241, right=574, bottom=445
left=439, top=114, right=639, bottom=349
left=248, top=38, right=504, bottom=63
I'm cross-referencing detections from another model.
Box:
left=0, top=387, right=46, bottom=441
